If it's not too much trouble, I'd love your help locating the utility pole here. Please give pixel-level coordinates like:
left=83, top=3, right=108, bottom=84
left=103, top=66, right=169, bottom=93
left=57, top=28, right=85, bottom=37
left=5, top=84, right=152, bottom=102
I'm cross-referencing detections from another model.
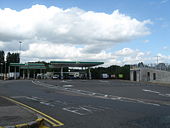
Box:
left=19, top=41, right=22, bottom=62
left=4, top=61, right=6, bottom=80
left=155, top=55, right=161, bottom=70
left=0, top=63, right=2, bottom=79
left=156, top=56, right=160, bottom=65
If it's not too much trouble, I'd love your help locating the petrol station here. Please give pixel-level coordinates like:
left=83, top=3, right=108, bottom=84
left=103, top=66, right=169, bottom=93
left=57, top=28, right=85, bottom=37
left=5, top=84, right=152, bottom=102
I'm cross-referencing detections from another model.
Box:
left=8, top=61, right=104, bottom=80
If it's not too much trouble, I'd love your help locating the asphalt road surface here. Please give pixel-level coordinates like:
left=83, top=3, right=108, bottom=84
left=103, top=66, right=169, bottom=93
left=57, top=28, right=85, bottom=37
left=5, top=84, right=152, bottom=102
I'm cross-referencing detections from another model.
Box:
left=0, top=79, right=170, bottom=128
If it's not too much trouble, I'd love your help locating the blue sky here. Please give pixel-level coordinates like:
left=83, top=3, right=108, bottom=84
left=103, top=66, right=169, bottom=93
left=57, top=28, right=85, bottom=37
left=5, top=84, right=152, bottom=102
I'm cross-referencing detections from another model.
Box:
left=0, top=0, right=169, bottom=65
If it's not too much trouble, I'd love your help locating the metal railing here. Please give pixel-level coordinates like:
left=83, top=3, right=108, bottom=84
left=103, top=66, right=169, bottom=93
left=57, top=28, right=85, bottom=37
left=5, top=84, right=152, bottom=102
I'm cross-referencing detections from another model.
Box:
left=130, top=63, right=170, bottom=72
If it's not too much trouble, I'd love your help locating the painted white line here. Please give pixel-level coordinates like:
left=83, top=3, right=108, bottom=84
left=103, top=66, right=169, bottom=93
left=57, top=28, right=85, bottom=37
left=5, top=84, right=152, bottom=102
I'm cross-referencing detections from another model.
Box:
left=81, top=80, right=87, bottom=82
left=32, top=80, right=161, bottom=107
left=61, top=80, right=68, bottom=83
left=99, top=80, right=109, bottom=83
left=40, top=101, right=55, bottom=107
left=12, top=95, right=55, bottom=107
left=159, top=93, right=170, bottom=97
left=63, top=85, right=73, bottom=87
left=62, top=105, right=104, bottom=115
left=54, top=100, right=68, bottom=105
left=166, top=94, right=170, bottom=96
left=11, top=96, right=28, bottom=99
left=79, top=107, right=92, bottom=112
left=83, top=106, right=104, bottom=111
left=143, top=89, right=170, bottom=98
left=142, top=89, right=160, bottom=94
left=62, top=108, right=85, bottom=115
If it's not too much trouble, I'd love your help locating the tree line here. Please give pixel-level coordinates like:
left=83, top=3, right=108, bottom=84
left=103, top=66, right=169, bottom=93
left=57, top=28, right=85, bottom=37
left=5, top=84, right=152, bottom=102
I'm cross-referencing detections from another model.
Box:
left=0, top=50, right=20, bottom=73
left=91, top=65, right=130, bottom=80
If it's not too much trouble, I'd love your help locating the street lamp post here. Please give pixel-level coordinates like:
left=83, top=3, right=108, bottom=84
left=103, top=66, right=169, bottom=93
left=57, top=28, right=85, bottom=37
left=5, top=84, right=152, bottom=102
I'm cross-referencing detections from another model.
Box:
left=0, top=63, right=3, bottom=79
left=4, top=61, right=7, bottom=80
left=19, top=41, right=22, bottom=79
left=19, top=41, right=22, bottom=62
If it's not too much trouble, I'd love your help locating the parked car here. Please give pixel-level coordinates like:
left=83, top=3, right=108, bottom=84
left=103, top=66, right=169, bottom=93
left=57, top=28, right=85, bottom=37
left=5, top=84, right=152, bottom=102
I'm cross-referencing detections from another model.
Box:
left=52, top=75, right=59, bottom=79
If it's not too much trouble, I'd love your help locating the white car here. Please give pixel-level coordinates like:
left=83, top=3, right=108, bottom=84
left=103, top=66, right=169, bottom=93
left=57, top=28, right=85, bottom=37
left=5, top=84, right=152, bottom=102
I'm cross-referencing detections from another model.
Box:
left=52, top=75, right=59, bottom=79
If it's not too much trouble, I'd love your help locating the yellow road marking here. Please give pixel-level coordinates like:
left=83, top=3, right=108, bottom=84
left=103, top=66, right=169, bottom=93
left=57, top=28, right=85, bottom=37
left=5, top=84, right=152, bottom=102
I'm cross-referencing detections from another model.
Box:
left=15, top=123, right=28, bottom=127
left=1, top=96, right=64, bottom=127
left=39, top=125, right=49, bottom=128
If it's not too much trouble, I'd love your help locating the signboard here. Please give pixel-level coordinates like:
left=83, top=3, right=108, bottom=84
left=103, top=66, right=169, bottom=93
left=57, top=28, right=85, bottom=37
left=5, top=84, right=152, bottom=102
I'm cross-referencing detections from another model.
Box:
left=111, top=74, right=116, bottom=78
left=102, top=74, right=109, bottom=79
left=118, top=74, right=123, bottom=78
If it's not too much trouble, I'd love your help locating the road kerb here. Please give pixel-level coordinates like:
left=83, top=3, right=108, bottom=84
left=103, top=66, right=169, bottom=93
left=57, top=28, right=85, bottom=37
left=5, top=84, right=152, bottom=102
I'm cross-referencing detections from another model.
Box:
left=1, top=96, right=64, bottom=127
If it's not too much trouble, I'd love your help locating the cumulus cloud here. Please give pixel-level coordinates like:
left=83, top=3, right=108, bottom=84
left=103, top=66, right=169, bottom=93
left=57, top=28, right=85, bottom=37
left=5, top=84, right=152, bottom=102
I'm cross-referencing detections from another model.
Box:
left=163, top=46, right=168, bottom=50
left=143, top=40, right=149, bottom=43
left=161, top=0, right=169, bottom=4
left=0, top=5, right=152, bottom=65
left=22, top=43, right=81, bottom=59
left=156, top=53, right=170, bottom=63
left=20, top=43, right=155, bottom=66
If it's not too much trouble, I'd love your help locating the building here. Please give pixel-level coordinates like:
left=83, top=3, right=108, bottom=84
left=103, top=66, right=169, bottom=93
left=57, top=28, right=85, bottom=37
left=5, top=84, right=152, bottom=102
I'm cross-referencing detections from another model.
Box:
left=9, top=61, right=104, bottom=80
left=130, top=66, right=170, bottom=84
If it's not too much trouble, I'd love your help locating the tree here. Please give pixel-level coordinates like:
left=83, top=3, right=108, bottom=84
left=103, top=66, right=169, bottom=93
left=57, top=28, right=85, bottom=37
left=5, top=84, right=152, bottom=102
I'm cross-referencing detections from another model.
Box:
left=6, top=52, right=20, bottom=72
left=0, top=50, right=5, bottom=63
left=0, top=50, right=5, bottom=74
left=6, top=52, right=20, bottom=63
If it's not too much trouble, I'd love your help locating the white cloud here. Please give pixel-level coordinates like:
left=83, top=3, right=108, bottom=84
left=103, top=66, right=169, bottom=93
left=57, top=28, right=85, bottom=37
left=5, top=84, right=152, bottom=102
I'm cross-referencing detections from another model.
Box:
left=143, top=40, right=149, bottom=43
left=22, top=43, right=81, bottom=59
left=163, top=46, right=168, bottom=50
left=115, top=48, right=135, bottom=56
left=0, top=41, right=4, bottom=48
left=21, top=44, right=158, bottom=66
left=156, top=53, right=170, bottom=63
left=0, top=5, right=152, bottom=65
left=161, top=0, right=169, bottom=4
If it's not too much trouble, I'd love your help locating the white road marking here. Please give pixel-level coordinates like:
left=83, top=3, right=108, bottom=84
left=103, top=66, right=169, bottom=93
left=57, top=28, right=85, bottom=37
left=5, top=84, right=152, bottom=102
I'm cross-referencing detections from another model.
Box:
left=40, top=101, right=55, bottom=107
left=61, top=80, right=68, bottom=83
left=79, top=107, right=92, bottom=112
left=12, top=95, right=55, bottom=107
left=11, top=96, right=28, bottom=98
left=142, top=89, right=160, bottom=94
left=62, top=106, right=104, bottom=115
left=166, top=94, right=170, bottom=96
left=32, top=80, right=161, bottom=107
left=54, top=100, right=68, bottom=105
left=99, top=80, right=109, bottom=83
left=63, top=85, right=73, bottom=87
left=81, top=80, right=88, bottom=82
left=62, top=107, right=85, bottom=115
left=143, top=89, right=170, bottom=97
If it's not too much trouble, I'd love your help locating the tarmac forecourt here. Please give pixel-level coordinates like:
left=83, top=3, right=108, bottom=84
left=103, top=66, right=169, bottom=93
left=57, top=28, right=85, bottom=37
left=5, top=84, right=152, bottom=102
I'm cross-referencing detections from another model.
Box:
left=0, top=96, right=64, bottom=128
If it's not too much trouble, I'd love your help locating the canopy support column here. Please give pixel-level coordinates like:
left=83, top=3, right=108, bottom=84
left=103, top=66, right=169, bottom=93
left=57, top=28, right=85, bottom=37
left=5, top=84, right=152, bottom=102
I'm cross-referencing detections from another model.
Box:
left=8, top=66, right=10, bottom=79
left=23, top=69, right=25, bottom=79
left=88, top=67, right=92, bottom=80
left=61, top=67, right=63, bottom=79
left=14, top=66, right=17, bottom=80
left=27, top=69, right=30, bottom=79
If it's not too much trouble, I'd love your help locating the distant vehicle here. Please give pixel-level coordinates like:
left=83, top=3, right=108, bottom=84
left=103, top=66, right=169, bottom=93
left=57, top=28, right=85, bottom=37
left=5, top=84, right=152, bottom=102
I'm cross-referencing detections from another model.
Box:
left=52, top=75, right=59, bottom=79
left=101, top=73, right=109, bottom=79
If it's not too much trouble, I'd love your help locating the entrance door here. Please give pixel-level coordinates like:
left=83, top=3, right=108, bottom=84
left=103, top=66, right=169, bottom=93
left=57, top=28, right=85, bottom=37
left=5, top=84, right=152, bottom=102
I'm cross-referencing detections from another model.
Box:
left=133, top=71, right=137, bottom=81
left=147, top=72, right=150, bottom=81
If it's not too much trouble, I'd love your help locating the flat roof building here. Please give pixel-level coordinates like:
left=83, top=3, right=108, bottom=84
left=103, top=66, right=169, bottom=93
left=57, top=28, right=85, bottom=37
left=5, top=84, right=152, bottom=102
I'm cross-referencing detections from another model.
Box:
left=130, top=66, right=170, bottom=84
